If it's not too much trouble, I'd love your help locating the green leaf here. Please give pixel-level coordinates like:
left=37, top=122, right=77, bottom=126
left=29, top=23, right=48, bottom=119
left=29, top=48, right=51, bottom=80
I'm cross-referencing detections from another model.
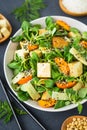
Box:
left=12, top=0, right=46, bottom=23
left=17, top=91, right=30, bottom=101
left=4, top=113, right=13, bottom=123
left=54, top=100, right=65, bottom=109
left=45, top=16, right=57, bottom=30
left=8, top=61, right=21, bottom=69
left=70, top=27, right=80, bottom=33
left=10, top=35, right=23, bottom=42
left=0, top=101, right=13, bottom=123
left=36, top=86, right=46, bottom=93
left=13, top=66, right=22, bottom=76
left=64, top=44, right=74, bottom=62
left=78, top=87, right=87, bottom=98
left=30, top=52, right=40, bottom=62
left=0, top=111, right=7, bottom=119
left=82, top=31, right=87, bottom=40
left=77, top=103, right=83, bottom=114
left=14, top=107, right=27, bottom=115
left=0, top=100, right=27, bottom=123
left=65, top=88, right=79, bottom=103
left=44, top=79, right=54, bottom=88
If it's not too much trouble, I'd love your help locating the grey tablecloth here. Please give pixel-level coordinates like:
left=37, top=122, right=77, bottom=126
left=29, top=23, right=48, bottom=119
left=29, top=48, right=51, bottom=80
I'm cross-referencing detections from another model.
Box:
left=0, top=0, right=87, bottom=130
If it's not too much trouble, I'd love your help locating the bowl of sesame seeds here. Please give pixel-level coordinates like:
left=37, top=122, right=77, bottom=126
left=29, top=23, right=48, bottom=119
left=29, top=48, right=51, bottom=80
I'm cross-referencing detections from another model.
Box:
left=61, top=115, right=87, bottom=130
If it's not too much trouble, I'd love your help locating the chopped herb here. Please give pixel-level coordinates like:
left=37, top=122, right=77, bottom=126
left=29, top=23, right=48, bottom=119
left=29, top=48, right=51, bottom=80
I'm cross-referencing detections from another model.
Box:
left=12, top=0, right=46, bottom=23
left=0, top=100, right=27, bottom=123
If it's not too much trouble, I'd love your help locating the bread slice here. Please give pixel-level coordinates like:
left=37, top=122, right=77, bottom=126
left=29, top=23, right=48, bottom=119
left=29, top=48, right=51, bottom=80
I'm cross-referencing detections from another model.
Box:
left=0, top=14, right=12, bottom=43
left=59, top=0, right=87, bottom=16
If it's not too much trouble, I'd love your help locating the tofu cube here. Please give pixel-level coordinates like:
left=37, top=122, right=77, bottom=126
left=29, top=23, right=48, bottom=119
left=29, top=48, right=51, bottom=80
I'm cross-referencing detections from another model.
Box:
left=37, top=63, right=51, bottom=78
left=14, top=49, right=29, bottom=60
left=68, top=61, right=83, bottom=78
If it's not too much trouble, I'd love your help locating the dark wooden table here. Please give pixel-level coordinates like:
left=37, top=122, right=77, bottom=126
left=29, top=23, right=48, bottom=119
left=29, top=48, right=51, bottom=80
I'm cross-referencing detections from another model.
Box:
left=0, top=0, right=87, bottom=130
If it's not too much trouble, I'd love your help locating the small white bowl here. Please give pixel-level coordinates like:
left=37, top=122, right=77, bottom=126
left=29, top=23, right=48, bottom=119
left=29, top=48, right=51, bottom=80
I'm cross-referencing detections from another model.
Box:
left=4, top=16, right=87, bottom=112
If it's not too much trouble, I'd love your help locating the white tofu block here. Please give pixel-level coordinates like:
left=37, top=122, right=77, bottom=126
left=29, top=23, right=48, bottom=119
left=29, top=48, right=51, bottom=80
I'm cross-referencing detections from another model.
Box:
left=0, top=27, right=10, bottom=37
left=0, top=19, right=7, bottom=28
left=52, top=91, right=68, bottom=100
left=68, top=61, right=83, bottom=77
left=37, top=63, right=51, bottom=78
left=14, top=49, right=29, bottom=60
left=12, top=72, right=24, bottom=84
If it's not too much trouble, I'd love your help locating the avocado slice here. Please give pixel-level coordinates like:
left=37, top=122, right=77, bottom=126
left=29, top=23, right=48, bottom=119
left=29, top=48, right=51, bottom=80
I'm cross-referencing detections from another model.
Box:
left=21, top=81, right=40, bottom=100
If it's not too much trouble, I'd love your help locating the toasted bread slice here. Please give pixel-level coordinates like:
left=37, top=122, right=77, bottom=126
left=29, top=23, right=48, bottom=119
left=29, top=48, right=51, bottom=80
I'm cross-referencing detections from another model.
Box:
left=0, top=14, right=12, bottom=43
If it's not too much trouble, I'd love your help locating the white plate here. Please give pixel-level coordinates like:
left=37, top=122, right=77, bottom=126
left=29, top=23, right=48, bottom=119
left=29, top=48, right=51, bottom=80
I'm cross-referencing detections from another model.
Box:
left=4, top=16, right=87, bottom=112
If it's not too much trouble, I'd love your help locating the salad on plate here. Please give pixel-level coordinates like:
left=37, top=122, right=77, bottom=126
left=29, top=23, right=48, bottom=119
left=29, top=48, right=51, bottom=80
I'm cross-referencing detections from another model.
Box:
left=8, top=16, right=87, bottom=110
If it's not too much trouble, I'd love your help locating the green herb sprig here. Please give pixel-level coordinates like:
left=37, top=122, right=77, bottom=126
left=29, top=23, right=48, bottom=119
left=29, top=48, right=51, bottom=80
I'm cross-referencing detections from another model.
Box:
left=12, top=0, right=46, bottom=23
left=0, top=100, right=27, bottom=123
left=0, top=100, right=13, bottom=123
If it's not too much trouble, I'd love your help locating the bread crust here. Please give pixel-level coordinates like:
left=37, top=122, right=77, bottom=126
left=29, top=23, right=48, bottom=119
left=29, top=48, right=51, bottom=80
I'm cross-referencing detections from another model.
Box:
left=0, top=14, right=12, bottom=43
left=59, top=0, right=87, bottom=16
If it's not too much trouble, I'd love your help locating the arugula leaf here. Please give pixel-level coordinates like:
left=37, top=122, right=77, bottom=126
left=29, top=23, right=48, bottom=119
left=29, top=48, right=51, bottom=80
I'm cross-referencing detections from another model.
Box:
left=78, top=87, right=87, bottom=98
left=82, top=31, right=87, bottom=40
left=21, top=21, right=31, bottom=40
left=45, top=16, right=57, bottom=30
left=64, top=44, right=74, bottom=62
left=36, top=33, right=52, bottom=48
left=54, top=100, right=66, bottom=109
left=8, top=61, right=21, bottom=69
left=13, top=66, right=22, bottom=76
left=80, top=72, right=87, bottom=83
left=55, top=30, right=68, bottom=36
left=51, top=64, right=61, bottom=79
left=21, top=21, right=31, bottom=31
left=44, top=79, right=54, bottom=88
left=12, top=83, right=20, bottom=92
left=65, top=88, right=79, bottom=103
left=54, top=48, right=63, bottom=58
left=72, top=38, right=81, bottom=49
left=77, top=103, right=83, bottom=114
left=10, top=35, right=23, bottom=42
left=36, top=86, right=46, bottom=93
left=70, top=27, right=81, bottom=40
left=30, top=52, right=40, bottom=62
left=17, top=91, right=30, bottom=101
left=29, top=52, right=40, bottom=76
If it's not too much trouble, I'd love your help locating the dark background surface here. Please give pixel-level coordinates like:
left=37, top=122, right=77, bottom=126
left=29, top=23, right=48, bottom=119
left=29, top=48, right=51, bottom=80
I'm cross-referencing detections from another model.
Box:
left=0, top=0, right=87, bottom=130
